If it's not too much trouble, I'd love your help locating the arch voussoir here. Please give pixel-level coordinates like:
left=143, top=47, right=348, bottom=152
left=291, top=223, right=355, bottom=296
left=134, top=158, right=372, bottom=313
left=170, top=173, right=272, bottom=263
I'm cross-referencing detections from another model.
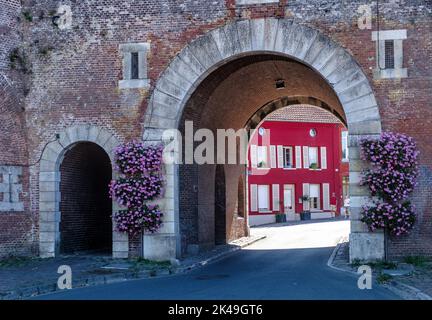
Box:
left=188, top=33, right=223, bottom=72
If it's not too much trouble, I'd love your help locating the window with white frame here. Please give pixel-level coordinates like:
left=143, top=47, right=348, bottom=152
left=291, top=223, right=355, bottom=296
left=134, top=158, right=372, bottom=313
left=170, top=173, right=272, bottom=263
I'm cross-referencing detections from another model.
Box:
left=309, top=184, right=320, bottom=210
left=283, top=147, right=293, bottom=168
left=372, top=29, right=407, bottom=79
left=341, top=131, right=349, bottom=162
left=257, top=146, right=268, bottom=168
left=308, top=147, right=319, bottom=169
left=257, top=185, right=270, bottom=212
left=119, top=43, right=150, bottom=89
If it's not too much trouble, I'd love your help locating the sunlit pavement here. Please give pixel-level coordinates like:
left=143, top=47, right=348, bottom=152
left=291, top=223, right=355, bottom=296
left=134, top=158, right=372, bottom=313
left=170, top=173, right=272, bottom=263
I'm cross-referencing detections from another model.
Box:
left=34, top=219, right=400, bottom=300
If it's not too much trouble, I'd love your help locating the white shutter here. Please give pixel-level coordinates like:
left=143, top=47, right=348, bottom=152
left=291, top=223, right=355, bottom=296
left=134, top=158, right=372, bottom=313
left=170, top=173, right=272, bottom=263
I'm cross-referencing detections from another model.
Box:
left=250, top=145, right=257, bottom=168
left=277, top=145, right=284, bottom=168
left=302, top=183, right=310, bottom=211
left=272, top=184, right=280, bottom=212
left=270, top=145, right=276, bottom=168
left=251, top=184, right=258, bottom=212
left=295, top=146, right=302, bottom=168
left=303, top=146, right=309, bottom=168
left=320, top=147, right=327, bottom=169
left=323, top=183, right=330, bottom=210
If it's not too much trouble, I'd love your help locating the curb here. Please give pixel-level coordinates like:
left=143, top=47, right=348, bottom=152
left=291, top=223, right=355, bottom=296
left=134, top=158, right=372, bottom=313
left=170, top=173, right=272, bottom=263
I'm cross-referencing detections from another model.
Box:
left=327, top=238, right=432, bottom=300
left=383, top=281, right=432, bottom=300
left=1, top=269, right=173, bottom=300
left=1, top=235, right=266, bottom=300
left=327, top=237, right=352, bottom=274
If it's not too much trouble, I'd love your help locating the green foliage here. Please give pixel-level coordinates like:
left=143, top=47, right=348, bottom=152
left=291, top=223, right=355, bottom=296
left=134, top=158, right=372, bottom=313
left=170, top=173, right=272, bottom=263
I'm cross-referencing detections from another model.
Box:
left=309, top=163, right=318, bottom=169
left=9, top=48, right=31, bottom=74
left=22, top=10, right=33, bottom=22
left=369, top=260, right=397, bottom=270
left=377, top=273, right=393, bottom=284
left=0, top=255, right=44, bottom=268
left=350, top=259, right=362, bottom=267
left=39, top=46, right=54, bottom=56
left=403, top=256, right=429, bottom=267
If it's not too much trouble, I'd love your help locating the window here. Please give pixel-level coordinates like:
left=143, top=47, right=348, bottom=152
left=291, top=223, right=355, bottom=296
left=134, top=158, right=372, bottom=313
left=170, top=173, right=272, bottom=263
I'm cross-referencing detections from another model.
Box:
left=130, top=52, right=139, bottom=80
left=372, top=29, right=407, bottom=79
left=283, top=147, right=293, bottom=168
left=308, top=147, right=318, bottom=169
left=341, top=131, right=349, bottom=162
left=309, top=128, right=317, bottom=137
left=342, top=176, right=349, bottom=200
left=257, top=146, right=268, bottom=168
left=258, top=185, right=270, bottom=211
left=384, top=40, right=395, bottom=69
left=309, top=184, right=320, bottom=210
left=0, top=166, right=23, bottom=211
left=119, top=43, right=150, bottom=89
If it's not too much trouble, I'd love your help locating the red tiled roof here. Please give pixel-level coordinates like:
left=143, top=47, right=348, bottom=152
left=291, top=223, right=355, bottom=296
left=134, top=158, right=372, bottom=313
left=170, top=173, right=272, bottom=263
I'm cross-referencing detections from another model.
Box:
left=265, top=104, right=342, bottom=124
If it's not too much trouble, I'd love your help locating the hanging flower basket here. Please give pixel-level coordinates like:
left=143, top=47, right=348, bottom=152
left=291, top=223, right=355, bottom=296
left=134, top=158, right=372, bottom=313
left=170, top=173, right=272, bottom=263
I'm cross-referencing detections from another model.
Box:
left=109, top=141, right=165, bottom=236
left=113, top=204, right=164, bottom=236
left=359, top=132, right=419, bottom=236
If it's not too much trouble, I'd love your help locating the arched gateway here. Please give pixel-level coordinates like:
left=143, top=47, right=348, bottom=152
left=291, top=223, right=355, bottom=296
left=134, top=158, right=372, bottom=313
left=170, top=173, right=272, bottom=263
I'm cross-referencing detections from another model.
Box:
left=141, top=18, right=383, bottom=262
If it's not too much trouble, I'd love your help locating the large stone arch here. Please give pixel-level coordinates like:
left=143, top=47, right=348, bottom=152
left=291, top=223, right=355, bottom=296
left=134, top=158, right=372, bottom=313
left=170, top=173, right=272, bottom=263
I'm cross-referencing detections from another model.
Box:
left=144, top=18, right=383, bottom=262
left=38, top=125, right=129, bottom=258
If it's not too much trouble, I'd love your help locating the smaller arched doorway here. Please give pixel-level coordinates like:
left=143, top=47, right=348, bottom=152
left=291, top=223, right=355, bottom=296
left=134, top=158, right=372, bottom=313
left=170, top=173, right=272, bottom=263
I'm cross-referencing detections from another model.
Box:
left=59, top=142, right=112, bottom=254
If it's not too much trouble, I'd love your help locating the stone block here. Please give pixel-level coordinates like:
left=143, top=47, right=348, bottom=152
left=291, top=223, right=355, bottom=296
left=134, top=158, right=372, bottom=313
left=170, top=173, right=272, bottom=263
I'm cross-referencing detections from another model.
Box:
left=351, top=219, right=369, bottom=233
left=188, top=33, right=222, bottom=71
left=349, top=120, right=382, bottom=135
left=143, top=234, right=177, bottom=261
left=349, top=232, right=384, bottom=262
left=236, top=19, right=252, bottom=52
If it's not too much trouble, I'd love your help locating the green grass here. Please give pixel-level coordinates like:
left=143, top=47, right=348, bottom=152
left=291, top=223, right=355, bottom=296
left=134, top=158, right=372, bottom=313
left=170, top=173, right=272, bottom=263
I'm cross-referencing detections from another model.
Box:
left=403, top=256, right=429, bottom=267
left=377, top=273, right=393, bottom=284
left=0, top=256, right=37, bottom=268
left=350, top=259, right=362, bottom=268
left=368, top=260, right=397, bottom=270
left=350, top=259, right=397, bottom=270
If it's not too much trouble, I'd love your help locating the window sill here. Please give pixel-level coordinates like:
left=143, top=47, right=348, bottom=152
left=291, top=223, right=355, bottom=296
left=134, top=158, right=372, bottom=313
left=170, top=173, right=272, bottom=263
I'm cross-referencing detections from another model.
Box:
left=373, top=68, right=407, bottom=79
left=119, top=79, right=150, bottom=89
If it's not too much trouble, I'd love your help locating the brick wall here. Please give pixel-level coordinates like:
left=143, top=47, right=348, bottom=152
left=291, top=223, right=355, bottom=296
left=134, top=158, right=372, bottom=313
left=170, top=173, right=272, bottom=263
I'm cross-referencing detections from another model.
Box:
left=0, top=0, right=430, bottom=258
left=0, top=0, right=33, bottom=258
left=59, top=142, right=112, bottom=254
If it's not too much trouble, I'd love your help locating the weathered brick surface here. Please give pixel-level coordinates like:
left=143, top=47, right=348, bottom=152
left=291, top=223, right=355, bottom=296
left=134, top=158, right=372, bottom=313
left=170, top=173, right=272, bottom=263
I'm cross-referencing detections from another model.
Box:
left=0, top=0, right=430, bottom=258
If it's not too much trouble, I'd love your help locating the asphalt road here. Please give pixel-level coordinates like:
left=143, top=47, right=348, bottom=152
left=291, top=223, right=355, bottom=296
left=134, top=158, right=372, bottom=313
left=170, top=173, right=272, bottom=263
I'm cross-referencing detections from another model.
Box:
left=35, top=219, right=399, bottom=300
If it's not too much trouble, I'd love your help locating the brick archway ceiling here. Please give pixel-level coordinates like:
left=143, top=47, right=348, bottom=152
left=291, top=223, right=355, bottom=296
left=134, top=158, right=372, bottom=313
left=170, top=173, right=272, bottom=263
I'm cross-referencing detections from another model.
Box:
left=180, top=55, right=345, bottom=133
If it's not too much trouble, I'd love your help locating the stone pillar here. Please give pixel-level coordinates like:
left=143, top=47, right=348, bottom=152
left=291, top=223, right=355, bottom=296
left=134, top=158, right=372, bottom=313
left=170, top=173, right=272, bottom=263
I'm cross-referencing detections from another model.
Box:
left=143, top=163, right=178, bottom=261
left=348, top=134, right=385, bottom=262
left=39, top=171, right=61, bottom=258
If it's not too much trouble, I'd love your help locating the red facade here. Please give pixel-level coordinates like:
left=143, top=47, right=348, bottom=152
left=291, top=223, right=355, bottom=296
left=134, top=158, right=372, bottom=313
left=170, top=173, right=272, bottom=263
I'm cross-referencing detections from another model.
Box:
left=248, top=117, right=348, bottom=226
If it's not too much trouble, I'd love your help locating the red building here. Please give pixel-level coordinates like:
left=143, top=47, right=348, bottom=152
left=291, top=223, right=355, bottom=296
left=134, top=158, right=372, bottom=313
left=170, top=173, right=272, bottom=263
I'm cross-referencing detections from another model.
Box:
left=248, top=105, right=349, bottom=226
